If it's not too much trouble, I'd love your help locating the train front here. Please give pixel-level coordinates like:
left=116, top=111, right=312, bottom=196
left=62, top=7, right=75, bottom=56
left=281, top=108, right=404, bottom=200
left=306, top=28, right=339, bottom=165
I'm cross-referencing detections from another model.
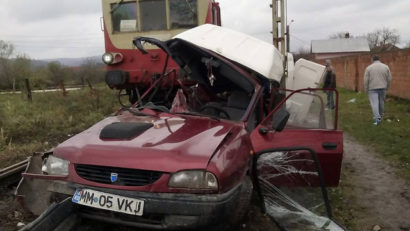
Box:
left=101, top=0, right=221, bottom=104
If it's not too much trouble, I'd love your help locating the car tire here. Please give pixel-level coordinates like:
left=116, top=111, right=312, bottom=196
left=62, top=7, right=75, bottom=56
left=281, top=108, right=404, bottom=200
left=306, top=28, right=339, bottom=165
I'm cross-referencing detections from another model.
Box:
left=209, top=175, right=253, bottom=231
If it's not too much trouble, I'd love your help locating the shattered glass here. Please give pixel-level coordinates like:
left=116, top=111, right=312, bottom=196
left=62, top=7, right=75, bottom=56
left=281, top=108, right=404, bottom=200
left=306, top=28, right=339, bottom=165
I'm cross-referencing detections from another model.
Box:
left=256, top=151, right=345, bottom=231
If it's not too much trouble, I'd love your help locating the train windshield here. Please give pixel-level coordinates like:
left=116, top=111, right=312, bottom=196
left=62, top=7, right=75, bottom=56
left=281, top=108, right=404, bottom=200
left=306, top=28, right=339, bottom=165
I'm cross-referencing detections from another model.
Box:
left=111, top=0, right=198, bottom=33
left=111, top=2, right=137, bottom=32
left=170, top=0, right=198, bottom=29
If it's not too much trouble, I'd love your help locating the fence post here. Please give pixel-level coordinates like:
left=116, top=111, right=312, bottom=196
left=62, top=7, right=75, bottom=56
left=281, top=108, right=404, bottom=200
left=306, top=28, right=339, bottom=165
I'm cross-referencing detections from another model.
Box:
left=86, top=79, right=94, bottom=90
left=25, top=78, right=32, bottom=102
left=59, top=80, right=67, bottom=96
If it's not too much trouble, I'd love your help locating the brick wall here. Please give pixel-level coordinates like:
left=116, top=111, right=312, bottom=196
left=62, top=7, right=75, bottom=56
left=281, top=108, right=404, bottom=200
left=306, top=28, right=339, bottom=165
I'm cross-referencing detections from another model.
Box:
left=315, top=49, right=410, bottom=99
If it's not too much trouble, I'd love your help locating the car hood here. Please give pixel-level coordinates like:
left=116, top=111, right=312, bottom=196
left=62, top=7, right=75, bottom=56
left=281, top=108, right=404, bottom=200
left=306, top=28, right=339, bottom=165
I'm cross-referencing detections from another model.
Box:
left=54, top=112, right=236, bottom=173
left=173, top=24, right=284, bottom=82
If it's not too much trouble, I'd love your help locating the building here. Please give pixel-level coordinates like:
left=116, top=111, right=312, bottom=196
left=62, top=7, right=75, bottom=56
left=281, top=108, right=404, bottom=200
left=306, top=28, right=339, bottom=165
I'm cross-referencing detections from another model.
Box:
left=311, top=37, right=370, bottom=60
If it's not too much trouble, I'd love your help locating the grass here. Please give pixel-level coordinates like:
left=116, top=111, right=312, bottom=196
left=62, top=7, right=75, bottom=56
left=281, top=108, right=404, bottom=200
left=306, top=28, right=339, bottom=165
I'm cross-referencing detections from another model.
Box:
left=0, top=86, right=118, bottom=168
left=328, top=87, right=410, bottom=230
left=337, top=88, right=410, bottom=178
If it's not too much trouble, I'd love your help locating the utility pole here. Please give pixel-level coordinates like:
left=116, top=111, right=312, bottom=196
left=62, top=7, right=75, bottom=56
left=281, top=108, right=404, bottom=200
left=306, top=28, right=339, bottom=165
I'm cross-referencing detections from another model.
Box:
left=271, top=0, right=286, bottom=56
left=271, top=0, right=287, bottom=88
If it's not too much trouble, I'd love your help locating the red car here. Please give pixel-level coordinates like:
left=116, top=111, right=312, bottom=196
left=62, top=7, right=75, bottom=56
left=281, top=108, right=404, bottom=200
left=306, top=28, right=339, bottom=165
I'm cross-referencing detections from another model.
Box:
left=17, top=25, right=343, bottom=230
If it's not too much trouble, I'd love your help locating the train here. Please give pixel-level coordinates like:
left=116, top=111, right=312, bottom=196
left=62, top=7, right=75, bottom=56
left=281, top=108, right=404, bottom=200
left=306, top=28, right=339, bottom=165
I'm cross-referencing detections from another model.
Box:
left=101, top=0, right=221, bottom=105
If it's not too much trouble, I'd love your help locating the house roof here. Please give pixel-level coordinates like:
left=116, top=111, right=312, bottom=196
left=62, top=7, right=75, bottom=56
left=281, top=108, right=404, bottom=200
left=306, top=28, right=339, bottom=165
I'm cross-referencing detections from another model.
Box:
left=311, top=38, right=370, bottom=53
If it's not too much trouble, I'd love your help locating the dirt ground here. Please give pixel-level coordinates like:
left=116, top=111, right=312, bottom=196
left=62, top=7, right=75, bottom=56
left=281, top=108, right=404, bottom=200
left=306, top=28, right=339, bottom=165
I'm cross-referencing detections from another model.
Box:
left=339, top=135, right=410, bottom=231
left=1, top=135, right=409, bottom=231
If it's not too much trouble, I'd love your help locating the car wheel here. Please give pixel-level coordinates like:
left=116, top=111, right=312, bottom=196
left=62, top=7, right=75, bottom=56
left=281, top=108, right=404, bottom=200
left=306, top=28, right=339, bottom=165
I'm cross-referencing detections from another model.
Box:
left=210, top=176, right=253, bottom=231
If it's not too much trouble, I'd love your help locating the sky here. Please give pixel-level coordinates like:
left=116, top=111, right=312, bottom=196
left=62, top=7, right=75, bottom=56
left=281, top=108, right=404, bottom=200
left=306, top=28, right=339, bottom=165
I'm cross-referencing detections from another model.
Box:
left=0, top=0, right=409, bottom=60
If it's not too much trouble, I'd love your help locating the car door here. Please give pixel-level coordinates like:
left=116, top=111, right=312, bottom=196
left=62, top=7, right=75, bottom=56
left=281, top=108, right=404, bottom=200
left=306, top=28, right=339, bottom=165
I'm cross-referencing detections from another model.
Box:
left=249, top=60, right=345, bottom=230
left=250, top=58, right=343, bottom=187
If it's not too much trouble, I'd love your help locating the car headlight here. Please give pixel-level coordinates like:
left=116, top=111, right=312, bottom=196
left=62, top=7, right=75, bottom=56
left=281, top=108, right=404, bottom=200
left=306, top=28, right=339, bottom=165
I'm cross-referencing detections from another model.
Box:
left=168, top=170, right=218, bottom=190
left=102, top=53, right=114, bottom=64
left=41, top=155, right=70, bottom=176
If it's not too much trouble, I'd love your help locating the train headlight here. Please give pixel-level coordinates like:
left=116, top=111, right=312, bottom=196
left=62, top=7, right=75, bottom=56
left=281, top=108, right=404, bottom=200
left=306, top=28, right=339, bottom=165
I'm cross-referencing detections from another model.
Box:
left=102, top=52, right=123, bottom=65
left=41, top=155, right=70, bottom=176
left=102, top=53, right=114, bottom=64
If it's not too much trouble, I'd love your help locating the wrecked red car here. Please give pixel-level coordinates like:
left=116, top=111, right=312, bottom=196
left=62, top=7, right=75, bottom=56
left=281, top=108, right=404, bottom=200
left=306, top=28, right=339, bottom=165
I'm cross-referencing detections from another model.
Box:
left=17, top=24, right=344, bottom=230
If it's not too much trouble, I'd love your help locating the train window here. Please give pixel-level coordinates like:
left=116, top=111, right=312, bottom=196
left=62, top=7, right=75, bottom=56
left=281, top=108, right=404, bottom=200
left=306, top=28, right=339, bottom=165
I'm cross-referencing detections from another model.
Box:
left=140, top=0, right=167, bottom=31
left=111, top=2, right=137, bottom=32
left=170, top=0, right=198, bottom=29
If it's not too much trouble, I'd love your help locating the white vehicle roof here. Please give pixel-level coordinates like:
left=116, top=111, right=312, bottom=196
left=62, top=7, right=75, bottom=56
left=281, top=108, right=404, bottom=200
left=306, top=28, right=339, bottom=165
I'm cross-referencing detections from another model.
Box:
left=174, top=24, right=284, bottom=82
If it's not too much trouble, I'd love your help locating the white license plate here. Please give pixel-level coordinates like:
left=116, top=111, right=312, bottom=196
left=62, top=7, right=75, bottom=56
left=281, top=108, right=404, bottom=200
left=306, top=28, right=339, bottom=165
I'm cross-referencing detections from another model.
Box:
left=72, top=188, right=144, bottom=216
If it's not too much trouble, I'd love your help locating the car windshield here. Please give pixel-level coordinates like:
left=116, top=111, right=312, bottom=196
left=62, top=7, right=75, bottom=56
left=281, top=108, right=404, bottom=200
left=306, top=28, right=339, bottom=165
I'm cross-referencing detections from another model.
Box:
left=132, top=41, right=257, bottom=123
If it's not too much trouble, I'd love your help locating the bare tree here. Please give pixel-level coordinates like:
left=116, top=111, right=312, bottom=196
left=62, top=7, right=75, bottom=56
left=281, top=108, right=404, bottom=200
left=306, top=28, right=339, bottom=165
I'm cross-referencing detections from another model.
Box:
left=11, top=54, right=32, bottom=90
left=367, top=27, right=400, bottom=51
left=47, top=61, right=66, bottom=86
left=329, top=32, right=353, bottom=39
left=0, top=40, right=14, bottom=59
left=405, top=40, right=410, bottom=49
left=0, top=40, right=15, bottom=89
left=293, top=47, right=312, bottom=61
left=79, top=58, right=104, bottom=85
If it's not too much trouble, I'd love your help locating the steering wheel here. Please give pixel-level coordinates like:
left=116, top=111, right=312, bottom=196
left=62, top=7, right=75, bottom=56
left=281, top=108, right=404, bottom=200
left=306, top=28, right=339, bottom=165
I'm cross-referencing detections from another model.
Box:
left=199, top=104, right=231, bottom=119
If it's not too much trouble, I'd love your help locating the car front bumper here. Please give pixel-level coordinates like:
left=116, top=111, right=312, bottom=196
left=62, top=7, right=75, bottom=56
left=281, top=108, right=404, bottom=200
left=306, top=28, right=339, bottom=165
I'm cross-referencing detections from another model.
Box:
left=49, top=180, right=250, bottom=230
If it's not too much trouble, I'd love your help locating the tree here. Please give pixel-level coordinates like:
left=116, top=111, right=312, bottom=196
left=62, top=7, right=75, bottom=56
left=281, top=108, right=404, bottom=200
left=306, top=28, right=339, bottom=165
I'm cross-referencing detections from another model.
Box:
left=0, top=40, right=14, bottom=58
left=47, top=61, right=66, bottom=85
left=293, top=47, right=312, bottom=61
left=11, top=54, right=32, bottom=91
left=79, top=58, right=105, bottom=85
left=31, top=66, right=52, bottom=89
left=0, top=40, right=14, bottom=89
left=366, top=27, right=400, bottom=51
left=329, top=32, right=353, bottom=39
left=405, top=40, right=410, bottom=49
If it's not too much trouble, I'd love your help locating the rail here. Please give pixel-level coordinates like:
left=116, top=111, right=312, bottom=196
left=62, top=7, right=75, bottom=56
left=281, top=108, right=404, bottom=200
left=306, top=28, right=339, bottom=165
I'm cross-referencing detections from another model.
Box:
left=0, top=159, right=28, bottom=187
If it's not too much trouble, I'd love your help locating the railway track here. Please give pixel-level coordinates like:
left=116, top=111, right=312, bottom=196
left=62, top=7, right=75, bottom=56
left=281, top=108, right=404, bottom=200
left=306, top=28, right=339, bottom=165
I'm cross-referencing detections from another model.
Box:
left=0, top=159, right=28, bottom=187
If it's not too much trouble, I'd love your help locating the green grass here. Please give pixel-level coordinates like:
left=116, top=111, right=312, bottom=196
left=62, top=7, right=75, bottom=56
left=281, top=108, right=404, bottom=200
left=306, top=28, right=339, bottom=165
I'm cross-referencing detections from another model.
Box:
left=337, top=88, right=410, bottom=177
left=0, top=86, right=118, bottom=168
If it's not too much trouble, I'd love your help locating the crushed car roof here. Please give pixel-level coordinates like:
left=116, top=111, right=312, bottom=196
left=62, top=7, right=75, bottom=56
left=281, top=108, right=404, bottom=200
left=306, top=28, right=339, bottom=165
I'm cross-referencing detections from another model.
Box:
left=174, top=24, right=284, bottom=83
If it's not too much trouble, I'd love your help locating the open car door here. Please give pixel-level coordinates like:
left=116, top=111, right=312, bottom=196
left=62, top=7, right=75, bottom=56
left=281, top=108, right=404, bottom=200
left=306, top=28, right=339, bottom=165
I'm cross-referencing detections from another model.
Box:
left=249, top=60, right=345, bottom=230
left=250, top=88, right=345, bottom=230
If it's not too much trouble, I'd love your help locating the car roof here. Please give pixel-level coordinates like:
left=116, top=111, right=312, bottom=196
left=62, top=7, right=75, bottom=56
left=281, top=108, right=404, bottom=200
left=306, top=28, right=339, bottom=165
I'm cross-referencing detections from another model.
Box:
left=173, top=24, right=284, bottom=83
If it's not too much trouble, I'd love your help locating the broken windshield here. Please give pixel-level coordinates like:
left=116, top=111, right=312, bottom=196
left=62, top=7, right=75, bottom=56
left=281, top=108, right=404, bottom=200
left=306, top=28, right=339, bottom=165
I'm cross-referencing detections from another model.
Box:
left=254, top=148, right=346, bottom=231
left=131, top=36, right=258, bottom=123
left=170, top=0, right=198, bottom=29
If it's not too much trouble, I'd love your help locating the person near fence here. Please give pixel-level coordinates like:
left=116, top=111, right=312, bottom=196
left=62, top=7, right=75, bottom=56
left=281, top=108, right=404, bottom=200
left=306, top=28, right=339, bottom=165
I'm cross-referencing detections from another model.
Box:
left=364, top=55, right=392, bottom=125
left=323, top=60, right=336, bottom=110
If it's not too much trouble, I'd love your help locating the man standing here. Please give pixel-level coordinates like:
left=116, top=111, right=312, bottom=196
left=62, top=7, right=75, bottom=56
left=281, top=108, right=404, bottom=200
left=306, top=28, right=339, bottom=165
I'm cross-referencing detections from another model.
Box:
left=364, top=55, right=392, bottom=125
left=323, top=60, right=336, bottom=110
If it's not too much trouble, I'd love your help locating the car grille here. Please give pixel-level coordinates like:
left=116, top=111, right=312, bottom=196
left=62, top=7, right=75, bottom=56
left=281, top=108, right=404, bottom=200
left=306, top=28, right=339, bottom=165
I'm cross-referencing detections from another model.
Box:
left=75, top=164, right=163, bottom=186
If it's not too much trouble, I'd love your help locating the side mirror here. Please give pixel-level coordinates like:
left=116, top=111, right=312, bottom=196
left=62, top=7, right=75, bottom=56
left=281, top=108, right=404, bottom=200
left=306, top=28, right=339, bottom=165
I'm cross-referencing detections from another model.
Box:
left=272, top=109, right=290, bottom=132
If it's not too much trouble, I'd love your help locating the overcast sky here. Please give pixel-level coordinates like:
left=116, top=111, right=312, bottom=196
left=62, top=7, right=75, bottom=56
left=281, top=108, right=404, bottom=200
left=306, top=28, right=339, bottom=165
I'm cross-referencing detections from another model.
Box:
left=1, top=0, right=409, bottom=60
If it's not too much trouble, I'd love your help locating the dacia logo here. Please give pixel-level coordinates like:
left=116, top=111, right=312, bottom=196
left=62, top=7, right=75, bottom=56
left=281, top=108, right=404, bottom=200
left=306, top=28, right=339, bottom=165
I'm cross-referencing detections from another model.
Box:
left=110, top=173, right=118, bottom=182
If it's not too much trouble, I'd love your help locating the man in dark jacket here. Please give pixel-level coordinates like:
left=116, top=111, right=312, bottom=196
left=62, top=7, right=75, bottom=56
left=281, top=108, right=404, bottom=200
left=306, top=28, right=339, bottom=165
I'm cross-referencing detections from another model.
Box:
left=323, top=60, right=336, bottom=109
